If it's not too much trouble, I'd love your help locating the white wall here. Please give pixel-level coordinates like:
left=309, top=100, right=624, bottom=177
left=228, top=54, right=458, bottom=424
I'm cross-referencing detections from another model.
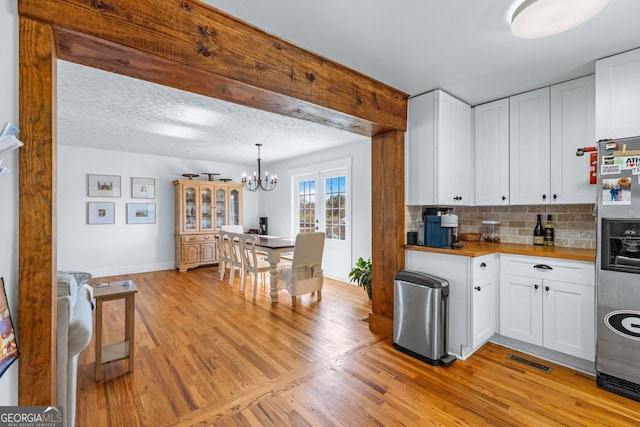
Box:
left=258, top=140, right=372, bottom=280
left=0, top=0, right=19, bottom=405
left=57, top=145, right=259, bottom=277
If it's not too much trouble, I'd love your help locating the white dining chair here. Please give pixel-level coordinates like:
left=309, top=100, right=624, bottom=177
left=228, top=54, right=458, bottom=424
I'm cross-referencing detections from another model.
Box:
left=277, top=232, right=325, bottom=306
left=240, top=235, right=271, bottom=299
left=218, top=232, right=244, bottom=286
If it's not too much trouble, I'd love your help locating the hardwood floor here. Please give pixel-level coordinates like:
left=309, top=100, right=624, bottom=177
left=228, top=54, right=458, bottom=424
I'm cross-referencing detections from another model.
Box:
left=77, top=267, right=640, bottom=426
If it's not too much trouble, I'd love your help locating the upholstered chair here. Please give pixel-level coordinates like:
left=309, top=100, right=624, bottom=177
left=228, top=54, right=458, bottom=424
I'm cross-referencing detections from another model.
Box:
left=277, top=232, right=325, bottom=305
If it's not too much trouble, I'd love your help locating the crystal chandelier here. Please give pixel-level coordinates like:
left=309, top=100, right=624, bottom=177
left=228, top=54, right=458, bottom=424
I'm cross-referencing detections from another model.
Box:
left=241, top=143, right=277, bottom=192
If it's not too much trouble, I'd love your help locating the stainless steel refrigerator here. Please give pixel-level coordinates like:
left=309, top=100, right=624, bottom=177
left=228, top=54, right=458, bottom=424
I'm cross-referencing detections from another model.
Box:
left=595, top=136, right=640, bottom=401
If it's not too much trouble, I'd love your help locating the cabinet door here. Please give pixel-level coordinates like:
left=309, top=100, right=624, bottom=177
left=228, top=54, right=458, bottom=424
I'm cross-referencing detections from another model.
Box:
left=182, top=243, right=200, bottom=264
left=543, top=279, right=595, bottom=361
left=510, top=88, right=551, bottom=205
left=500, top=273, right=543, bottom=345
left=406, top=91, right=436, bottom=205
left=472, top=277, right=494, bottom=348
left=550, top=75, right=597, bottom=204
left=200, top=187, right=214, bottom=231
left=215, top=187, right=227, bottom=228
left=200, top=242, right=216, bottom=263
left=229, top=188, right=241, bottom=225
left=475, top=99, right=510, bottom=205
left=183, top=185, right=198, bottom=231
left=596, top=47, right=640, bottom=140
left=437, top=91, right=472, bottom=205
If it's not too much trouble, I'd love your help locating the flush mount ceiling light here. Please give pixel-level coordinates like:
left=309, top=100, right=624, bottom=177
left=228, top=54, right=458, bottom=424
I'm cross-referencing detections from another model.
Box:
left=511, top=0, right=609, bottom=38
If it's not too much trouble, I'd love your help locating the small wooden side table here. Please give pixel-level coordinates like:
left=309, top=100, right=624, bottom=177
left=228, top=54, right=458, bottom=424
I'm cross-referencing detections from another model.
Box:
left=93, top=280, right=138, bottom=381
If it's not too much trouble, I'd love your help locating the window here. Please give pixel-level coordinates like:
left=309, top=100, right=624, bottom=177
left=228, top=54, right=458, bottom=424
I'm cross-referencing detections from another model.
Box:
left=324, top=176, right=346, bottom=240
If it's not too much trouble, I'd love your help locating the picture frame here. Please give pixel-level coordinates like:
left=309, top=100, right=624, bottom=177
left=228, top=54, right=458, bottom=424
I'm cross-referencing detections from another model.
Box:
left=127, top=203, right=156, bottom=224
left=88, top=202, right=115, bottom=224
left=131, top=177, right=155, bottom=199
left=88, top=174, right=121, bottom=197
left=0, top=277, right=20, bottom=378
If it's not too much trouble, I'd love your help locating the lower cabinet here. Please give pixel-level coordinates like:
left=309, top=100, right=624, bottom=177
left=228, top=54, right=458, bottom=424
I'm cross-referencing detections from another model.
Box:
left=499, top=255, right=595, bottom=361
left=405, top=251, right=498, bottom=359
left=175, top=234, right=217, bottom=272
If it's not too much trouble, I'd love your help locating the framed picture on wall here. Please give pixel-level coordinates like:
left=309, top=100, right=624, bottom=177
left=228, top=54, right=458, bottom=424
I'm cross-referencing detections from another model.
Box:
left=0, top=277, right=20, bottom=378
left=88, top=202, right=115, bottom=224
left=88, top=174, right=121, bottom=197
left=131, top=177, right=155, bottom=199
left=127, top=203, right=156, bottom=224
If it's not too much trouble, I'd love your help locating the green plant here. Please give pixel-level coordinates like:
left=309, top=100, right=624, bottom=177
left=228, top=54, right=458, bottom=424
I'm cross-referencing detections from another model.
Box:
left=349, top=257, right=372, bottom=299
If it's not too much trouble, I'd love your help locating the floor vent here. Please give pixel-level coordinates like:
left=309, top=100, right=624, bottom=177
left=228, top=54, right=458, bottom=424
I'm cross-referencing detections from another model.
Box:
left=507, top=354, right=553, bottom=373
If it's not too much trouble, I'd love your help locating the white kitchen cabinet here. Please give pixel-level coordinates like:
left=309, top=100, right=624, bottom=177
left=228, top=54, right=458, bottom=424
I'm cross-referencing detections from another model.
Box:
left=595, top=47, right=640, bottom=140
left=550, top=75, right=597, bottom=204
left=405, top=251, right=497, bottom=359
left=474, top=98, right=510, bottom=205
left=406, top=90, right=473, bottom=206
left=509, top=87, right=551, bottom=205
left=471, top=255, right=499, bottom=348
left=499, top=254, right=595, bottom=361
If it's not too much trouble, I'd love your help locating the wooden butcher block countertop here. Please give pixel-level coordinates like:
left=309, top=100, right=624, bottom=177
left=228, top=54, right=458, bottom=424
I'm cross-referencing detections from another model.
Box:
left=405, top=242, right=596, bottom=262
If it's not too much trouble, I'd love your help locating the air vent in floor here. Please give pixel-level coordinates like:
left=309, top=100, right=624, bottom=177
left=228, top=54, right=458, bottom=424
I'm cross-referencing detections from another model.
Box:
left=507, top=354, right=553, bottom=373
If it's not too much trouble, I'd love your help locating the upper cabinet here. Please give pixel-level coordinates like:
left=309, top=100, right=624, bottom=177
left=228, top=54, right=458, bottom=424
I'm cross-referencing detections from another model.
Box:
left=474, top=98, right=510, bottom=206
left=510, top=78, right=595, bottom=205
left=509, top=87, right=551, bottom=205
left=550, top=75, right=596, bottom=204
left=406, top=90, right=473, bottom=206
left=596, top=47, right=640, bottom=140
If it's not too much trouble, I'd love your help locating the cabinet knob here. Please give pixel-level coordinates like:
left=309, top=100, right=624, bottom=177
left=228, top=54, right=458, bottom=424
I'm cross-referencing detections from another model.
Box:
left=542, top=194, right=547, bottom=200
left=189, top=237, right=195, bottom=240
left=474, top=286, right=481, bottom=291
left=502, top=196, right=506, bottom=201
left=480, top=262, right=487, bottom=268
left=553, top=194, right=558, bottom=200
left=545, top=286, right=550, bottom=292
left=534, top=284, right=539, bottom=290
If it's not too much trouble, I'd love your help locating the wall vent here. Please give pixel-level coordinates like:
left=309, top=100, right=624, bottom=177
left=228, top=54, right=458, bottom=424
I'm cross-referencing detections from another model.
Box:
left=507, top=354, right=553, bottom=373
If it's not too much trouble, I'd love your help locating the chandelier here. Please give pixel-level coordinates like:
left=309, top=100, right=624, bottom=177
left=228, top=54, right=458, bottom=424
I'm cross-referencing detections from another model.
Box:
left=241, top=143, right=277, bottom=192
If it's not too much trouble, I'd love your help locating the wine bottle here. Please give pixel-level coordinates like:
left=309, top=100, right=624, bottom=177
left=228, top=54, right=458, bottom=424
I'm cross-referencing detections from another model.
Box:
left=533, top=214, right=544, bottom=246
left=544, top=214, right=555, bottom=247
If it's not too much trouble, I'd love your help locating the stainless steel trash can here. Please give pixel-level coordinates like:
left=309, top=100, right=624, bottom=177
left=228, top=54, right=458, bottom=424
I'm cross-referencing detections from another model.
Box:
left=393, top=270, right=456, bottom=366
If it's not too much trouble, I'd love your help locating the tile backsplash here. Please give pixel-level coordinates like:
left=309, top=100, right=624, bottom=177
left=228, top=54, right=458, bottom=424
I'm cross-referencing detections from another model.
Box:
left=406, top=204, right=596, bottom=249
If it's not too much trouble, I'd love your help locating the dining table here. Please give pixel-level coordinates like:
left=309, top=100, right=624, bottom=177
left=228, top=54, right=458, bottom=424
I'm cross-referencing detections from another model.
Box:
left=253, top=236, right=295, bottom=303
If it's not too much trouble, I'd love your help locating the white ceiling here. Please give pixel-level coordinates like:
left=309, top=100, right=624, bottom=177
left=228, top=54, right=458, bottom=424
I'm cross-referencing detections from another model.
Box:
left=58, top=0, right=640, bottom=164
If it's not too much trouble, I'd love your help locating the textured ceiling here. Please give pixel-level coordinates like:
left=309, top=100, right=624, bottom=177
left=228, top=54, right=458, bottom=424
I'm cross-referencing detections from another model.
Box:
left=57, top=61, right=368, bottom=165
left=58, top=1, right=640, bottom=163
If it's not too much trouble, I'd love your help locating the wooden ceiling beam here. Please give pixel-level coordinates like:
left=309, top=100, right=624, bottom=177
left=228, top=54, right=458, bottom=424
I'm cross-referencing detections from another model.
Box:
left=20, top=0, right=408, bottom=135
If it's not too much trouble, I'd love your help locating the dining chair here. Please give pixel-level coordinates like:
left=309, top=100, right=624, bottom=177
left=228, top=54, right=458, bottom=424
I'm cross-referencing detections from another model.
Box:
left=240, top=235, right=271, bottom=299
left=227, top=232, right=245, bottom=287
left=217, top=233, right=233, bottom=282
left=277, top=232, right=325, bottom=306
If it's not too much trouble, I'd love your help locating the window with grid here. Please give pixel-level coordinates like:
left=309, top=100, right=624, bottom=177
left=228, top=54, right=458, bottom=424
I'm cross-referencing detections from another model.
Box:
left=298, top=180, right=316, bottom=233
left=325, top=176, right=346, bottom=240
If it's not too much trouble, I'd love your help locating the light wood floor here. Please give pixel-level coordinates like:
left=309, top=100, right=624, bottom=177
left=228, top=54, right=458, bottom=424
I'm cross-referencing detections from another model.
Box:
left=77, top=267, right=640, bottom=426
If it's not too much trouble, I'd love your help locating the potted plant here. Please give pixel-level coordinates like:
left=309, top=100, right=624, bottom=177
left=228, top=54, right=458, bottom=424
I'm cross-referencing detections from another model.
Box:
left=349, top=257, right=372, bottom=300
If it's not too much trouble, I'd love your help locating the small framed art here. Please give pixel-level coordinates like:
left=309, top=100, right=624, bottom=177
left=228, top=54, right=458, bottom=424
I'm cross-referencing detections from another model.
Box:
left=88, top=174, right=121, bottom=197
left=88, top=202, right=115, bottom=224
left=131, top=177, right=155, bottom=199
left=127, top=203, right=156, bottom=224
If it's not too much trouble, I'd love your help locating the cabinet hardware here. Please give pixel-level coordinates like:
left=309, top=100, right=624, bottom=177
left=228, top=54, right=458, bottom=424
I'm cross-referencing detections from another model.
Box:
left=533, top=264, right=553, bottom=271
left=545, top=286, right=550, bottom=292
left=480, top=262, right=487, bottom=268
left=534, top=284, right=539, bottom=290
left=474, top=286, right=481, bottom=291
left=553, top=194, right=558, bottom=200
left=502, top=196, right=506, bottom=201
left=542, top=194, right=547, bottom=200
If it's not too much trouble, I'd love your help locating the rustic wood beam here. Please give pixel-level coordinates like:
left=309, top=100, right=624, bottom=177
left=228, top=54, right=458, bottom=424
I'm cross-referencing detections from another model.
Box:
left=370, top=130, right=405, bottom=336
left=53, top=27, right=388, bottom=137
left=18, top=16, right=58, bottom=405
left=19, top=0, right=407, bottom=134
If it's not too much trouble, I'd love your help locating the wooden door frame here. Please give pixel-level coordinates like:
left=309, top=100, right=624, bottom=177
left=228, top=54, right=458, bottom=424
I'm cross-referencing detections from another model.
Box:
left=17, top=0, right=406, bottom=404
